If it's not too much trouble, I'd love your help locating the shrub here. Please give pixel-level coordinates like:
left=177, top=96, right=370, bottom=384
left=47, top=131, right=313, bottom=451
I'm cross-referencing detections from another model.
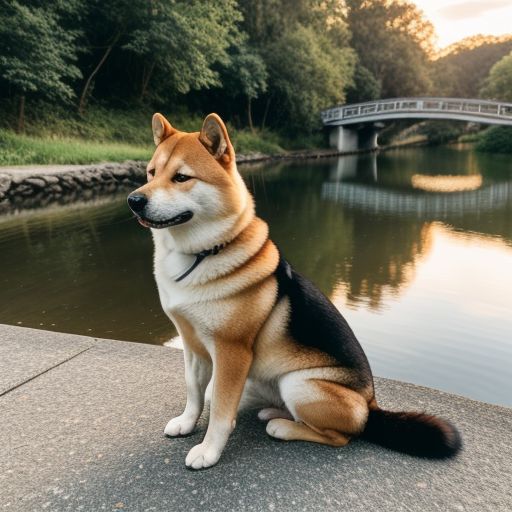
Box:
left=476, top=126, right=512, bottom=153
left=418, top=121, right=464, bottom=145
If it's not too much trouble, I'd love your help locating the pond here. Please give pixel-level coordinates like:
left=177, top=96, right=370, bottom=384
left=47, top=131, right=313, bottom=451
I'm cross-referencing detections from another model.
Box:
left=1, top=144, right=511, bottom=406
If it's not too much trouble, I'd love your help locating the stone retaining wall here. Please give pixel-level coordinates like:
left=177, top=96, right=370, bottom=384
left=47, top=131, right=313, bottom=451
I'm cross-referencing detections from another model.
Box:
left=0, top=161, right=147, bottom=213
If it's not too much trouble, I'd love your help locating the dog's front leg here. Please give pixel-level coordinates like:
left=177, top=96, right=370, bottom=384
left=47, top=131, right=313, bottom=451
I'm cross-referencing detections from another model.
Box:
left=164, top=345, right=212, bottom=437
left=185, top=342, right=253, bottom=469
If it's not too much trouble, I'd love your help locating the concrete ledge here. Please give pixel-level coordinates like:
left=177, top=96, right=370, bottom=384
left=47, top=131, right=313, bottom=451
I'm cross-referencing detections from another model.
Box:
left=1, top=324, right=511, bottom=511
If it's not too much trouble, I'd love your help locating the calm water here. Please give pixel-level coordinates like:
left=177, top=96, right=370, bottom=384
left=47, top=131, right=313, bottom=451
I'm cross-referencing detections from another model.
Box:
left=1, top=145, right=511, bottom=406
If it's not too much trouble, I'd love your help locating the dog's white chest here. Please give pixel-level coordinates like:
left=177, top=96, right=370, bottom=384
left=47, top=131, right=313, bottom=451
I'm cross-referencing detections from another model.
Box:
left=154, top=251, right=195, bottom=312
left=162, top=250, right=195, bottom=282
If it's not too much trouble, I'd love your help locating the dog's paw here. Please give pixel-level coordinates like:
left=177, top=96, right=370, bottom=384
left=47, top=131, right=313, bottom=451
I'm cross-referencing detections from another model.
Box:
left=258, top=407, right=294, bottom=421
left=185, top=442, right=222, bottom=470
left=164, top=414, right=197, bottom=437
left=266, top=418, right=292, bottom=440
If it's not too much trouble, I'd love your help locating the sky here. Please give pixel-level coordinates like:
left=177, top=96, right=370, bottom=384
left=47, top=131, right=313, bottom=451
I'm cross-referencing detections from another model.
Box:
left=413, top=0, right=512, bottom=49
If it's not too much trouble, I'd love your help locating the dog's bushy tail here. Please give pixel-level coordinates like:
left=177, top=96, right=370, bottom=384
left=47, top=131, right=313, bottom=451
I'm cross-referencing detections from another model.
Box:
left=361, top=407, right=462, bottom=458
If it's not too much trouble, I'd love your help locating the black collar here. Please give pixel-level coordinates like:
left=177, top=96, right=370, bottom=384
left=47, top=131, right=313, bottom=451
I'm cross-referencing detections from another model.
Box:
left=174, top=243, right=226, bottom=282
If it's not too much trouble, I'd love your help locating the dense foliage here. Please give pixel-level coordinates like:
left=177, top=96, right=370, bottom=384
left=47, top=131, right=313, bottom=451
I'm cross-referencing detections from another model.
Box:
left=417, top=121, right=465, bottom=146
left=1, top=0, right=511, bottom=146
left=432, top=36, right=512, bottom=99
left=480, top=51, right=512, bottom=102
left=0, top=0, right=437, bottom=136
left=476, top=126, right=512, bottom=154
left=346, top=0, right=434, bottom=97
left=0, top=0, right=83, bottom=131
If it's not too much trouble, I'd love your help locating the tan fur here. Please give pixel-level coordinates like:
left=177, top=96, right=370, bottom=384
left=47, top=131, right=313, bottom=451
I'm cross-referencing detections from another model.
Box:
left=266, top=418, right=350, bottom=447
left=132, top=113, right=376, bottom=468
left=251, top=297, right=354, bottom=380
left=172, top=312, right=210, bottom=361
left=296, top=380, right=369, bottom=437
left=209, top=339, right=253, bottom=425
left=144, top=132, right=239, bottom=209
left=216, top=276, right=277, bottom=344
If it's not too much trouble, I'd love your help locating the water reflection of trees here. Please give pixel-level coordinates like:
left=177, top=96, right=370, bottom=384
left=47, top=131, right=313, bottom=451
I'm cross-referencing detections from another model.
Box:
left=247, top=148, right=512, bottom=310
left=340, top=215, right=433, bottom=310
left=248, top=162, right=430, bottom=310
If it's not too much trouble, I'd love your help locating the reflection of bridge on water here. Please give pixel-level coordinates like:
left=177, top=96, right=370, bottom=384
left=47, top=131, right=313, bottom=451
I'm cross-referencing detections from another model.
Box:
left=322, top=155, right=512, bottom=218
left=323, top=180, right=512, bottom=217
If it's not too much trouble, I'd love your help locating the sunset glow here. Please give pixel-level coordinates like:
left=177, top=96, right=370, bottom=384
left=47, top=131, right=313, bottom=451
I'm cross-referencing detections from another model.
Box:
left=413, top=0, right=512, bottom=49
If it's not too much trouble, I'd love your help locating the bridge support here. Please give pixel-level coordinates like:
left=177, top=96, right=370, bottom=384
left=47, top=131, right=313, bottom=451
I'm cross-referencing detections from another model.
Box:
left=328, top=125, right=380, bottom=152
left=328, top=152, right=378, bottom=183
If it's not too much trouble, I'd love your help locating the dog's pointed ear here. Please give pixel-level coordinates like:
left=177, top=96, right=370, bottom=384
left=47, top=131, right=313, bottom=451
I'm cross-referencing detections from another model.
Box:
left=199, top=113, right=234, bottom=165
left=152, top=113, right=176, bottom=146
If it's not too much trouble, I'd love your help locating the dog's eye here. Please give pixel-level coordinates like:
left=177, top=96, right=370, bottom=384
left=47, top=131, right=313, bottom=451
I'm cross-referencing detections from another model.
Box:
left=173, top=173, right=192, bottom=183
left=147, top=168, right=155, bottom=181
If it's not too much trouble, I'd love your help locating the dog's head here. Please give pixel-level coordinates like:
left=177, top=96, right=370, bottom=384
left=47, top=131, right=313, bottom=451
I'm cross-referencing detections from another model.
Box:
left=128, top=113, right=252, bottom=251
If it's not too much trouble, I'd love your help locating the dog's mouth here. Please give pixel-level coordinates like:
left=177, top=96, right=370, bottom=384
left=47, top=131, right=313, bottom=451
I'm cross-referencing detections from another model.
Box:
left=136, top=211, right=194, bottom=229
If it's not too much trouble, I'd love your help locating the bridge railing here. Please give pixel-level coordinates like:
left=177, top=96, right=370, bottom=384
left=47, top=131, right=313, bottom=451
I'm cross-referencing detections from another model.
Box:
left=321, top=97, right=512, bottom=124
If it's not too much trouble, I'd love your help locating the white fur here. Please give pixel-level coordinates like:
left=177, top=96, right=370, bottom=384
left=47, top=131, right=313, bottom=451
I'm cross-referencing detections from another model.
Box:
left=239, top=378, right=283, bottom=411
left=266, top=418, right=293, bottom=440
left=257, top=408, right=293, bottom=421
left=185, top=419, right=234, bottom=469
left=164, top=344, right=212, bottom=436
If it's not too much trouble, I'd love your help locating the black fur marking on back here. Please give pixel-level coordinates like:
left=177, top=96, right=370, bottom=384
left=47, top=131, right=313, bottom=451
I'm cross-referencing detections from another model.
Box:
left=274, top=252, right=373, bottom=387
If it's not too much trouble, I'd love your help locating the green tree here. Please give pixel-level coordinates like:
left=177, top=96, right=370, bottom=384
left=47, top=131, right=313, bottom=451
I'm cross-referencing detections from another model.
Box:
left=0, top=0, right=82, bottom=131
left=480, top=51, right=512, bottom=101
left=222, top=45, right=268, bottom=132
left=237, top=0, right=355, bottom=131
left=432, top=35, right=512, bottom=98
left=345, top=64, right=382, bottom=103
left=125, top=0, right=243, bottom=103
left=77, top=0, right=143, bottom=113
left=264, top=24, right=355, bottom=131
left=345, top=0, right=434, bottom=98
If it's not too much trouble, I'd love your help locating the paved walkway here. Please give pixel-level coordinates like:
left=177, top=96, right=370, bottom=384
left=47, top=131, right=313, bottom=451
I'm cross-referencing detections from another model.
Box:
left=1, top=324, right=511, bottom=511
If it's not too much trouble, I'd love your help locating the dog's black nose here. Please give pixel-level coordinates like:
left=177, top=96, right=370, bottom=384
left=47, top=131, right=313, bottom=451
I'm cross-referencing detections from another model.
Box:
left=127, top=193, right=148, bottom=213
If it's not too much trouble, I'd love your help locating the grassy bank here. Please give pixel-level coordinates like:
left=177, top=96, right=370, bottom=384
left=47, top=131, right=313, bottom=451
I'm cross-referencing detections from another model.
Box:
left=0, top=129, right=152, bottom=166
left=0, top=104, right=311, bottom=166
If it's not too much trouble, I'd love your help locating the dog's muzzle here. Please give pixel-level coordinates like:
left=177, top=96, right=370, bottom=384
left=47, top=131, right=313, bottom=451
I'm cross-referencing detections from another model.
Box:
left=136, top=211, right=194, bottom=229
left=127, top=193, right=193, bottom=229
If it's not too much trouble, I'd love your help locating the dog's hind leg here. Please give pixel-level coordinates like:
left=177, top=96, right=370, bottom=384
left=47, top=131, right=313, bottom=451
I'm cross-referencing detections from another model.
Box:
left=265, top=370, right=368, bottom=447
left=266, top=418, right=350, bottom=446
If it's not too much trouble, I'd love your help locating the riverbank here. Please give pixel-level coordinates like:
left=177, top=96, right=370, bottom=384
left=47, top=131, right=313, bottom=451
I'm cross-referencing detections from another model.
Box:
left=0, top=106, right=294, bottom=166
left=0, top=127, right=287, bottom=167
left=0, top=147, right=365, bottom=213
left=1, top=323, right=511, bottom=511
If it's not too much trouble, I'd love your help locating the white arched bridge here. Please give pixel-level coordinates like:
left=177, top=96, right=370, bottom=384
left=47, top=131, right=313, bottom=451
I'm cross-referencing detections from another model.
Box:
left=321, top=97, right=512, bottom=152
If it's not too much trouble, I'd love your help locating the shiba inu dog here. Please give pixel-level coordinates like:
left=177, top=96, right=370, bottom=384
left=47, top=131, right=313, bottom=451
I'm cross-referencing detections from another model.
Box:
left=127, top=113, right=461, bottom=469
